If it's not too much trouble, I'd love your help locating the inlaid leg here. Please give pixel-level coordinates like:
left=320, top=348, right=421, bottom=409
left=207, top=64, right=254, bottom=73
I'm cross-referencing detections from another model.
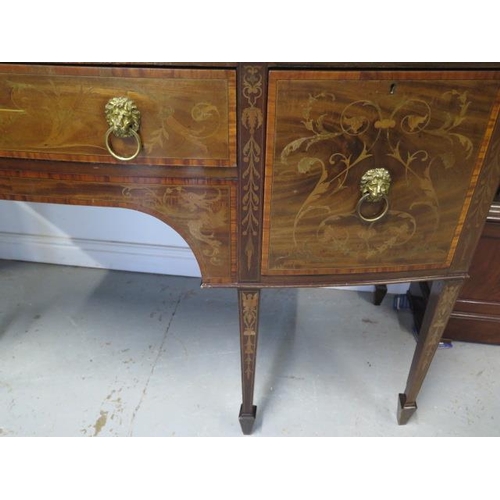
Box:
left=398, top=279, right=463, bottom=424
left=238, top=288, right=260, bottom=435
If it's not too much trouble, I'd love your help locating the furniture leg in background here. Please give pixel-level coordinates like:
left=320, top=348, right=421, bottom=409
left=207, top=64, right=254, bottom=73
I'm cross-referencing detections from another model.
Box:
left=374, top=284, right=388, bottom=305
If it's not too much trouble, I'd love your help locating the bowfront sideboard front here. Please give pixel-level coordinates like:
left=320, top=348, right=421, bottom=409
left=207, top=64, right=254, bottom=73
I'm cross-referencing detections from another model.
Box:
left=1, top=63, right=499, bottom=434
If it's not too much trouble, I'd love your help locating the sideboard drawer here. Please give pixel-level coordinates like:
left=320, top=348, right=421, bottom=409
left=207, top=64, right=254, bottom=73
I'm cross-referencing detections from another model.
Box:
left=0, top=64, right=236, bottom=167
left=262, top=70, right=500, bottom=276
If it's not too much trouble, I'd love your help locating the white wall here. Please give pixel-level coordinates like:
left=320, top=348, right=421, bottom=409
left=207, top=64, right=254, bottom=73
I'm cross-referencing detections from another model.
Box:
left=0, top=200, right=409, bottom=294
left=0, top=200, right=201, bottom=277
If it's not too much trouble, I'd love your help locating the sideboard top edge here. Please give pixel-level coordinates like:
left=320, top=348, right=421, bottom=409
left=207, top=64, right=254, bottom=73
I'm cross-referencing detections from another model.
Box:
left=3, top=62, right=500, bottom=70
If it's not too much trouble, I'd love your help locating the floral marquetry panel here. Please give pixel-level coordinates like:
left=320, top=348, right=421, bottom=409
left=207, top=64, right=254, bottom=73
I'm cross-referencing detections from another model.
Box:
left=262, top=71, right=500, bottom=276
left=0, top=172, right=236, bottom=284
left=0, top=65, right=236, bottom=167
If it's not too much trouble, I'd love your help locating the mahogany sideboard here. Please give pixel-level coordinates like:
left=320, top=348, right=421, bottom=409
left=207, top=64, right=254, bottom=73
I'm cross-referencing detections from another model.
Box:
left=1, top=63, right=499, bottom=434
left=409, top=187, right=500, bottom=344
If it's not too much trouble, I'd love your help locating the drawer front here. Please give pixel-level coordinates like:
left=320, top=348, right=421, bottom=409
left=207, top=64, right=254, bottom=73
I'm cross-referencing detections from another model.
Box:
left=262, top=71, right=500, bottom=275
left=0, top=65, right=236, bottom=167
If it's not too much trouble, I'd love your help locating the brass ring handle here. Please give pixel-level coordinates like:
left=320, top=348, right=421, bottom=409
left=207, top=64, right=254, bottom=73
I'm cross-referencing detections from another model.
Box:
left=357, top=168, right=391, bottom=223
left=105, top=127, right=142, bottom=161
left=104, top=96, right=142, bottom=162
left=356, top=193, right=390, bottom=222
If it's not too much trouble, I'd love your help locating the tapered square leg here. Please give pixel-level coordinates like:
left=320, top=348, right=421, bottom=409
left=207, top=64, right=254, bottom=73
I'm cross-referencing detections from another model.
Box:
left=397, top=393, right=417, bottom=425
left=238, top=289, right=260, bottom=435
left=397, top=279, right=463, bottom=425
left=239, top=405, right=257, bottom=435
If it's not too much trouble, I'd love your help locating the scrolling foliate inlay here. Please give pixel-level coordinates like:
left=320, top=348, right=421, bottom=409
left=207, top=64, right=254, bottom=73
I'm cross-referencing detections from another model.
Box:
left=267, top=84, right=494, bottom=272
left=0, top=80, right=100, bottom=152
left=143, top=101, right=222, bottom=156
left=455, top=134, right=500, bottom=268
left=122, top=185, right=230, bottom=268
left=0, top=77, right=226, bottom=162
left=240, top=291, right=259, bottom=381
left=0, top=172, right=233, bottom=282
left=240, top=65, right=264, bottom=273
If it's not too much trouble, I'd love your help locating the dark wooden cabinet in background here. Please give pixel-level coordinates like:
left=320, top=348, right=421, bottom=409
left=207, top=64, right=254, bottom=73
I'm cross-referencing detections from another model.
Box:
left=409, top=188, right=500, bottom=345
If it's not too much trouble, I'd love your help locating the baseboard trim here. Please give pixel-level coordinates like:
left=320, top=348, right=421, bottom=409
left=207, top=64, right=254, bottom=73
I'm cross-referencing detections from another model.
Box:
left=331, top=283, right=410, bottom=294
left=0, top=232, right=201, bottom=277
left=0, top=231, right=410, bottom=292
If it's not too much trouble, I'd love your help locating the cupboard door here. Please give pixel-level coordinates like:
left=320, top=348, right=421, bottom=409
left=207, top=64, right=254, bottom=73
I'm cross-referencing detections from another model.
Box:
left=262, top=71, right=500, bottom=276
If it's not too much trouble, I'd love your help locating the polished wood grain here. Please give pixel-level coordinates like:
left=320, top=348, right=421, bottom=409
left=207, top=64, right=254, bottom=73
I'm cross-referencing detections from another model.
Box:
left=262, top=70, right=500, bottom=277
left=238, top=288, right=260, bottom=434
left=237, top=64, right=267, bottom=281
left=0, top=64, right=236, bottom=167
left=452, top=123, right=500, bottom=271
left=398, top=278, right=463, bottom=424
left=411, top=206, right=500, bottom=345
left=0, top=167, right=237, bottom=285
left=452, top=221, right=500, bottom=305
left=1, top=63, right=500, bottom=433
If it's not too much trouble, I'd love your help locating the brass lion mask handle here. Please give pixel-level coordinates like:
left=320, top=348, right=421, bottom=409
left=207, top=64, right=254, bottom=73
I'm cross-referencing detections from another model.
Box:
left=104, top=97, right=142, bottom=161
left=356, top=168, right=391, bottom=222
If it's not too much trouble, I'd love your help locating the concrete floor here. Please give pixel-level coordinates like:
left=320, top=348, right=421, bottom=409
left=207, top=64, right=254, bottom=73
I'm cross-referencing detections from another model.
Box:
left=0, top=260, right=498, bottom=437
